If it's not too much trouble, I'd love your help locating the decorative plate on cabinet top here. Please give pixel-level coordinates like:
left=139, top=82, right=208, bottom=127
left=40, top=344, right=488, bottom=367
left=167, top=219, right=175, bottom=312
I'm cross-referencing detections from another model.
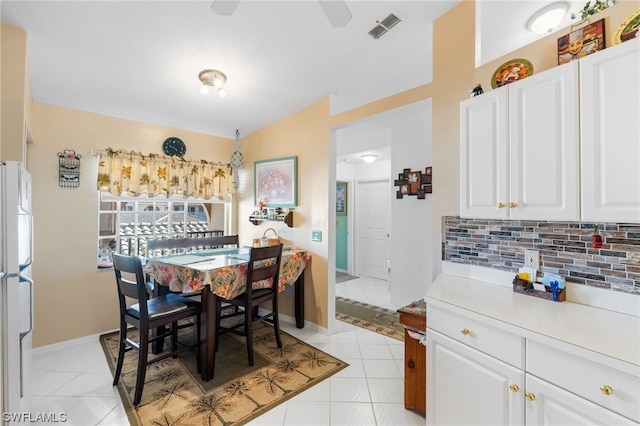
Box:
left=162, top=137, right=186, bottom=157
left=491, top=58, right=534, bottom=89
left=613, top=8, right=640, bottom=44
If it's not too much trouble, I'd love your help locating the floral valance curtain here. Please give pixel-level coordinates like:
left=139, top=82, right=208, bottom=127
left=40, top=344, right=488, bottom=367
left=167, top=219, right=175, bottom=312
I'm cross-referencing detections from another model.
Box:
left=97, top=148, right=235, bottom=200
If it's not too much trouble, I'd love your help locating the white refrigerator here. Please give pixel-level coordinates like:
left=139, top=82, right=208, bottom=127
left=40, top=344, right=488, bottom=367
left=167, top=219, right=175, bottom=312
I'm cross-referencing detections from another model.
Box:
left=0, top=161, right=34, bottom=420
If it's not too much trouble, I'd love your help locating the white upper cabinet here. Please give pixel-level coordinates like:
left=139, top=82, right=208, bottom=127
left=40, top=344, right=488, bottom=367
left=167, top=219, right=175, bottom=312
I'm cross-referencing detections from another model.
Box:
left=460, top=85, right=509, bottom=219
left=460, top=61, right=579, bottom=220
left=580, top=39, right=640, bottom=223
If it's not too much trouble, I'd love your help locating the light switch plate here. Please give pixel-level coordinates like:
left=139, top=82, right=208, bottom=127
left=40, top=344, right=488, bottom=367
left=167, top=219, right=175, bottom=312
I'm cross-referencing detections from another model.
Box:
left=311, top=230, right=322, bottom=242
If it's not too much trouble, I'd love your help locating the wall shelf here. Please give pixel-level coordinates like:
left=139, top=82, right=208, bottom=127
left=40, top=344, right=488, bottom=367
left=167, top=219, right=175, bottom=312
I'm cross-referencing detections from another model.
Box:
left=249, top=210, right=293, bottom=227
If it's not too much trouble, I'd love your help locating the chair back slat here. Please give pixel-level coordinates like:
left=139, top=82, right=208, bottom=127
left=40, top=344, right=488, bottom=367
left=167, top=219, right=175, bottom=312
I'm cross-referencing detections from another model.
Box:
left=147, top=235, right=239, bottom=256
left=246, top=244, right=283, bottom=295
left=112, top=253, right=150, bottom=313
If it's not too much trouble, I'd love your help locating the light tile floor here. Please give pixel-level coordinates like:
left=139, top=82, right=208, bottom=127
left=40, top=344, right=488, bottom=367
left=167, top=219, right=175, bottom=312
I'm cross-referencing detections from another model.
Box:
left=28, top=275, right=424, bottom=425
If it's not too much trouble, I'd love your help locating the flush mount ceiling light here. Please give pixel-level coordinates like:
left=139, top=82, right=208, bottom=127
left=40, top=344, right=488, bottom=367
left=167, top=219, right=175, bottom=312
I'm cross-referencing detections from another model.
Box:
left=361, top=154, right=377, bottom=163
left=199, top=69, right=228, bottom=98
left=526, top=2, right=569, bottom=34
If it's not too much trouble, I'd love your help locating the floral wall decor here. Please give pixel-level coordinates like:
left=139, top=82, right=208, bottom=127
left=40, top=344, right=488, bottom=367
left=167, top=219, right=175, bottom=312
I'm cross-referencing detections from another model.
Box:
left=394, top=167, right=432, bottom=199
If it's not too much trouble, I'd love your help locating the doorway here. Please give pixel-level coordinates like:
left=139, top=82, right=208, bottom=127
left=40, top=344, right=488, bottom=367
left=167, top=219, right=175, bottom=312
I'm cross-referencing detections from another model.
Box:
left=355, top=178, right=389, bottom=280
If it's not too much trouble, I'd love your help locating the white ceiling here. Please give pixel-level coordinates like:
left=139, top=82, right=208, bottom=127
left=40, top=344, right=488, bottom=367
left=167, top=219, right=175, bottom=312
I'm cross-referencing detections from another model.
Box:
left=477, top=0, right=591, bottom=66
left=2, top=1, right=589, bottom=140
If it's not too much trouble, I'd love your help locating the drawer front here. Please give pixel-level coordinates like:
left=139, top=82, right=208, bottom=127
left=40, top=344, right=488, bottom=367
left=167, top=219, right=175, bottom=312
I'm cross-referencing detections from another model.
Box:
left=527, top=340, right=640, bottom=423
left=428, top=304, right=524, bottom=369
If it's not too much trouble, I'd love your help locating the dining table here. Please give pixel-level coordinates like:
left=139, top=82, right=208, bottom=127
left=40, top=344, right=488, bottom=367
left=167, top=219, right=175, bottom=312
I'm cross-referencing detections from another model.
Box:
left=144, top=246, right=311, bottom=381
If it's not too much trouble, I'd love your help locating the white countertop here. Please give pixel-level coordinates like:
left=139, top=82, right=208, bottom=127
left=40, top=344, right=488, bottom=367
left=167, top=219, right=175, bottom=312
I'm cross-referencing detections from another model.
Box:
left=426, top=271, right=640, bottom=368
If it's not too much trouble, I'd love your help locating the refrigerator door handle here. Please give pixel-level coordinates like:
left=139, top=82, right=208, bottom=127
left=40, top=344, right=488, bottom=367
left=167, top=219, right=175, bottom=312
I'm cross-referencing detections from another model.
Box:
left=19, top=275, right=34, bottom=341
left=19, top=212, right=34, bottom=271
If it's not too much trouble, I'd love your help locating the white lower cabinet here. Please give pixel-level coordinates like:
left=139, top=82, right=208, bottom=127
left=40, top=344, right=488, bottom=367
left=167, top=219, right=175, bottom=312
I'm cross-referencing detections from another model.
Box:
left=427, top=302, right=640, bottom=426
left=427, top=330, right=524, bottom=425
left=525, top=375, right=637, bottom=425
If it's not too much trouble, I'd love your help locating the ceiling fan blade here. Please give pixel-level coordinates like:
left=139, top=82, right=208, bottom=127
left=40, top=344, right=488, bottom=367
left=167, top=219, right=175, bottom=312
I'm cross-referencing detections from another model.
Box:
left=318, top=0, right=352, bottom=28
left=210, top=0, right=241, bottom=16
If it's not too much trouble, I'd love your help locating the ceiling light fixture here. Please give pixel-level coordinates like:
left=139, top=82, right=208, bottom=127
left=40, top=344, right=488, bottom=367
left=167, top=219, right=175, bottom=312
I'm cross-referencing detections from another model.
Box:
left=199, top=69, right=228, bottom=98
left=361, top=154, right=377, bottom=163
left=526, top=2, right=569, bottom=34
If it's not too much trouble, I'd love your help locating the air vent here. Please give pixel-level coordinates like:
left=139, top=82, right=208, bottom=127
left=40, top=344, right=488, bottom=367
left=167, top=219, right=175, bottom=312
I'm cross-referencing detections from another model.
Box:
left=368, top=25, right=388, bottom=39
left=368, top=13, right=402, bottom=39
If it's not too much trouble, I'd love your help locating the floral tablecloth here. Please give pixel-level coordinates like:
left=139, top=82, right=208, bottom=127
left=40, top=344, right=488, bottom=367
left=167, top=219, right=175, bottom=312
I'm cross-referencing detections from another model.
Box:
left=145, top=249, right=311, bottom=300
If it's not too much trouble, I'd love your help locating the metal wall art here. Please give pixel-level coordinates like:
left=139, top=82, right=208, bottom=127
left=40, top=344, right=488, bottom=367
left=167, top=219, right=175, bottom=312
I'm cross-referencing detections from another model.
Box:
left=394, top=167, right=432, bottom=199
left=58, top=149, right=81, bottom=188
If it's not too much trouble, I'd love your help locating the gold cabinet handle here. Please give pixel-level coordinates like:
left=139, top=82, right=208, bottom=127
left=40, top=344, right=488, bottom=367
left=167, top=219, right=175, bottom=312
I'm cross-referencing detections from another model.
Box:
left=600, top=385, right=613, bottom=395
left=509, top=202, right=518, bottom=208
left=498, top=203, right=506, bottom=208
left=509, top=384, right=519, bottom=393
left=526, top=392, right=536, bottom=401
left=461, top=328, right=470, bottom=335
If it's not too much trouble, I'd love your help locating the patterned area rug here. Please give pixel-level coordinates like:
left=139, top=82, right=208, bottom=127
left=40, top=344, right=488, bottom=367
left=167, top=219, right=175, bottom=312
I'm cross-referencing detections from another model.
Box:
left=335, top=296, right=405, bottom=341
left=100, top=321, right=348, bottom=425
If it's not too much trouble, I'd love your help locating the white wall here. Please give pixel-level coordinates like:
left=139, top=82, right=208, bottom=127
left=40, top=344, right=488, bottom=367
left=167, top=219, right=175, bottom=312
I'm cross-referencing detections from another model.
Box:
left=389, top=99, right=433, bottom=306
left=335, top=99, right=433, bottom=306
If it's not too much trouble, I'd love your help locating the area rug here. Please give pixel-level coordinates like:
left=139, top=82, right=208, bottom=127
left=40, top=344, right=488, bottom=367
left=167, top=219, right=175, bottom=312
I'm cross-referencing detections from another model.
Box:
left=335, top=296, right=404, bottom=341
left=336, top=271, right=358, bottom=283
left=100, top=321, right=348, bottom=425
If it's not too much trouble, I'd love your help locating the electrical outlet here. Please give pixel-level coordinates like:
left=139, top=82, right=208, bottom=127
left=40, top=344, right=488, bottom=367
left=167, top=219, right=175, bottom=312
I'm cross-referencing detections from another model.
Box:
left=524, top=249, right=540, bottom=271
left=311, top=230, right=322, bottom=242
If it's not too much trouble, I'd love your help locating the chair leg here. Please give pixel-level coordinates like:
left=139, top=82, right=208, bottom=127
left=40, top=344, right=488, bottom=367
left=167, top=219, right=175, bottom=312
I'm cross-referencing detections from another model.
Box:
left=112, top=321, right=127, bottom=386
left=245, top=306, right=254, bottom=366
left=272, top=298, right=282, bottom=348
left=171, top=321, right=178, bottom=358
left=214, top=298, right=222, bottom=352
left=195, top=313, right=202, bottom=374
left=133, top=327, right=150, bottom=406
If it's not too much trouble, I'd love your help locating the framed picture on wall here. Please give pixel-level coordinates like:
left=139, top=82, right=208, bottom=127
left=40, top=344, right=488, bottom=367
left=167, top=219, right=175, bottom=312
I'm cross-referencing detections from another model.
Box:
left=558, top=19, right=605, bottom=65
left=336, top=181, right=347, bottom=216
left=254, top=156, right=298, bottom=207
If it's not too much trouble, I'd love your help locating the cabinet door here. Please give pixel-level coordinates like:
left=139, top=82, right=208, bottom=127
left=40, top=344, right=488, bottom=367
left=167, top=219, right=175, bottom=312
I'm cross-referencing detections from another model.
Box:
left=427, top=330, right=524, bottom=425
left=525, top=375, right=637, bottom=425
left=580, top=38, right=640, bottom=223
left=509, top=61, right=579, bottom=220
left=460, top=86, right=509, bottom=219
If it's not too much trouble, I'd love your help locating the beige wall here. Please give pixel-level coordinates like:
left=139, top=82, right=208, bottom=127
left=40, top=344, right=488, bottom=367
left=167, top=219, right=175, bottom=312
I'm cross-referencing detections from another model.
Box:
left=237, top=98, right=331, bottom=326
left=1, top=24, right=29, bottom=162
left=8, top=1, right=637, bottom=346
left=29, top=103, right=233, bottom=346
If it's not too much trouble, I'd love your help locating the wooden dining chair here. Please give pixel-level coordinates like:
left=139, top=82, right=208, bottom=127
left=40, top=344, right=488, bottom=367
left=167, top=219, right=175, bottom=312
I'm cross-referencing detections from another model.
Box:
left=111, top=253, right=202, bottom=405
left=215, top=243, right=284, bottom=366
left=146, top=234, right=239, bottom=257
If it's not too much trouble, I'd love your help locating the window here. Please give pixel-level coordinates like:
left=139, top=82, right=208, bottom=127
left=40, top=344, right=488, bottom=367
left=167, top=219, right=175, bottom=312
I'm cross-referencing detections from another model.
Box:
left=97, top=193, right=230, bottom=269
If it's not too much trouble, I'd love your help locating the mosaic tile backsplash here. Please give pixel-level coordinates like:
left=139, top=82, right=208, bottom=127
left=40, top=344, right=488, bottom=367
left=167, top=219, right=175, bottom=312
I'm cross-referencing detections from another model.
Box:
left=442, top=216, right=640, bottom=295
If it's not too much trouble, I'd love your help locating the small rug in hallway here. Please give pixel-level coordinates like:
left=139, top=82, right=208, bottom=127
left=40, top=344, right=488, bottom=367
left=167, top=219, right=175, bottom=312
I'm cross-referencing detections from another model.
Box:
left=100, top=321, right=348, bottom=426
left=335, top=296, right=404, bottom=341
left=336, top=271, right=358, bottom=283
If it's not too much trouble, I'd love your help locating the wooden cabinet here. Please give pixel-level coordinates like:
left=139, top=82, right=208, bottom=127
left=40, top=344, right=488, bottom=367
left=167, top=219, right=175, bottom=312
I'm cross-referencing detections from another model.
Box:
left=580, top=38, right=640, bottom=223
left=460, top=61, right=579, bottom=220
left=398, top=302, right=426, bottom=415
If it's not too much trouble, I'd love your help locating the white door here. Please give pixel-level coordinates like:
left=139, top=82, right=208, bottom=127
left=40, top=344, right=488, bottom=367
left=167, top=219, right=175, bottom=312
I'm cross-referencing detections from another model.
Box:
left=509, top=60, right=579, bottom=221
left=580, top=38, right=640, bottom=223
left=427, top=330, right=524, bottom=426
left=356, top=179, right=389, bottom=280
left=460, top=85, right=509, bottom=219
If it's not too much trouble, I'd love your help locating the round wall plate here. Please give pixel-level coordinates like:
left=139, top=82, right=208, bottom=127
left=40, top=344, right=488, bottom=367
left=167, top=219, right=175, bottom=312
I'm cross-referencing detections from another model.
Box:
left=163, top=137, right=186, bottom=157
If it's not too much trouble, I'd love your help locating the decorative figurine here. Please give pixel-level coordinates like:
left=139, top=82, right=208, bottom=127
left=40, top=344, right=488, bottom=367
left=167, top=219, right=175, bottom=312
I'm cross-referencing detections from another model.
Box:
left=470, top=83, right=484, bottom=97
